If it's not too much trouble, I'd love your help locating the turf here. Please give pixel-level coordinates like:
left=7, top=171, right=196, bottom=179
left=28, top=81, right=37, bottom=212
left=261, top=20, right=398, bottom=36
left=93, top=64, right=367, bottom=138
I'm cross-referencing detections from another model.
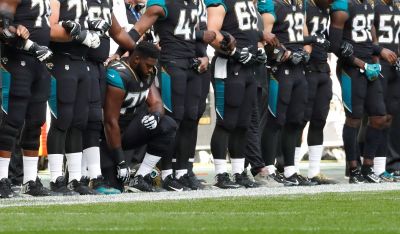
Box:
left=1, top=191, right=400, bottom=234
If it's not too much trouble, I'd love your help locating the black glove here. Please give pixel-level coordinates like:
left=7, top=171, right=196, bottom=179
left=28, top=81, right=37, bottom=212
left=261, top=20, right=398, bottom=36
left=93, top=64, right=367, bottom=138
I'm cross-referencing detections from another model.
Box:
left=265, top=45, right=286, bottom=63
left=88, top=19, right=111, bottom=35
left=61, top=20, right=82, bottom=38
left=394, top=58, right=400, bottom=71
left=141, top=112, right=161, bottom=130
left=340, top=41, right=354, bottom=58
left=290, top=50, right=310, bottom=65
left=27, top=41, right=53, bottom=62
left=255, top=48, right=268, bottom=64
left=231, top=47, right=255, bottom=64
left=313, top=34, right=330, bottom=51
left=190, top=58, right=201, bottom=73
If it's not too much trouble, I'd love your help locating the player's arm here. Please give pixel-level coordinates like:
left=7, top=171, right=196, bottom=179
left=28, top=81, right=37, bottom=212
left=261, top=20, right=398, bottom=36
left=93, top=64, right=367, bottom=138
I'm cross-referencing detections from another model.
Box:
left=104, top=85, right=124, bottom=149
left=206, top=4, right=229, bottom=51
left=258, top=0, right=280, bottom=46
left=109, top=14, right=136, bottom=51
left=371, top=25, right=397, bottom=65
left=303, top=22, right=312, bottom=54
left=146, top=83, right=165, bottom=116
left=49, top=0, right=73, bottom=42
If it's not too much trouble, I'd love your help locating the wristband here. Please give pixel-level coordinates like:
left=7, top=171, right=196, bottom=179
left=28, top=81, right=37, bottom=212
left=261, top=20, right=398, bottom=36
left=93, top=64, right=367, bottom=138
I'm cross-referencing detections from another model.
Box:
left=195, top=30, right=204, bottom=42
left=128, top=28, right=141, bottom=42
left=372, top=44, right=383, bottom=56
left=111, top=147, right=125, bottom=164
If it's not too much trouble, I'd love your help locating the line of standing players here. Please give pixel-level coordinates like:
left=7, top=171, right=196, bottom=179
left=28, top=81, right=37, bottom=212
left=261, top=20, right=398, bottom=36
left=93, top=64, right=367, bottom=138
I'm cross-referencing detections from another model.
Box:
left=0, top=0, right=400, bottom=198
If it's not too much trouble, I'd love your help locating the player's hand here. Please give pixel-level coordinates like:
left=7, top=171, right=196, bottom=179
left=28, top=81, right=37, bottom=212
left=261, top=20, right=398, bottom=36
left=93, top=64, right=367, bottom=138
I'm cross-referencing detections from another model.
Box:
left=395, top=58, right=400, bottom=71
left=340, top=41, right=354, bottom=58
left=362, top=63, right=381, bottom=81
left=220, top=31, right=236, bottom=54
left=105, top=54, right=120, bottom=66
left=61, top=20, right=82, bottom=38
left=313, top=34, right=330, bottom=51
left=75, top=30, right=101, bottom=48
left=16, top=25, right=29, bottom=39
left=231, top=47, right=255, bottom=64
left=290, top=49, right=309, bottom=65
left=116, top=161, right=131, bottom=183
left=255, top=47, right=268, bottom=64
left=262, top=31, right=280, bottom=47
left=202, top=30, right=216, bottom=44
left=197, top=57, right=209, bottom=73
left=141, top=112, right=160, bottom=130
left=380, top=48, right=397, bottom=65
left=88, top=19, right=111, bottom=35
left=29, top=42, right=53, bottom=62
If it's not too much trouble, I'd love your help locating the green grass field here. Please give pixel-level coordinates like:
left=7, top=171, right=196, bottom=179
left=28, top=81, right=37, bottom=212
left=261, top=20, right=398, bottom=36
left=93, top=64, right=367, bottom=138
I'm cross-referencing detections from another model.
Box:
left=1, top=191, right=400, bottom=234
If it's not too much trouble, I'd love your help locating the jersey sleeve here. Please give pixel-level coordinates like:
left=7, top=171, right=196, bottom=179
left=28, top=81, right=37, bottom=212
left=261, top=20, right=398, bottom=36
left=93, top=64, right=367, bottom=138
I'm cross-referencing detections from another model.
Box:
left=146, top=0, right=169, bottom=19
left=205, top=0, right=227, bottom=12
left=330, top=0, right=349, bottom=13
left=106, top=68, right=126, bottom=91
left=257, top=0, right=276, bottom=20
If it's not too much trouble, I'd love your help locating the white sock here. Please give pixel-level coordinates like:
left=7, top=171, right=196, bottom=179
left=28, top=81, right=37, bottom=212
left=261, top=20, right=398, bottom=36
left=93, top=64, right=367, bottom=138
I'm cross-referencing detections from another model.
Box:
left=81, top=150, right=88, bottom=177
left=84, top=147, right=102, bottom=179
left=136, top=153, right=161, bottom=177
left=294, top=147, right=302, bottom=173
left=284, top=166, right=296, bottom=178
left=266, top=165, right=276, bottom=175
left=373, top=157, right=386, bottom=175
left=308, top=145, right=323, bottom=178
left=231, top=158, right=245, bottom=175
left=66, top=152, right=82, bottom=182
left=175, top=169, right=187, bottom=179
left=214, top=159, right=227, bottom=174
left=0, top=157, right=10, bottom=179
left=161, top=169, right=173, bottom=180
left=23, top=156, right=39, bottom=184
left=48, top=154, right=64, bottom=182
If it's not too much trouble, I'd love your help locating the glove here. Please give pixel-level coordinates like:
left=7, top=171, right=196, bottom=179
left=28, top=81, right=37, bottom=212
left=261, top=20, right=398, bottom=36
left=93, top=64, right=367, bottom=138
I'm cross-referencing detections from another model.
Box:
left=395, top=58, right=400, bottom=71
left=255, top=47, right=268, bottom=64
left=88, top=19, right=111, bottom=35
left=61, top=20, right=81, bottom=38
left=220, top=31, right=236, bottom=53
left=27, top=41, right=53, bottom=62
left=141, top=112, right=160, bottom=130
left=290, top=50, right=310, bottom=65
left=74, top=30, right=101, bottom=48
left=313, top=34, right=330, bottom=51
left=117, top=161, right=131, bottom=183
left=340, top=41, right=354, bottom=58
left=190, top=58, right=201, bottom=73
left=231, top=47, right=255, bottom=64
left=362, top=63, right=381, bottom=81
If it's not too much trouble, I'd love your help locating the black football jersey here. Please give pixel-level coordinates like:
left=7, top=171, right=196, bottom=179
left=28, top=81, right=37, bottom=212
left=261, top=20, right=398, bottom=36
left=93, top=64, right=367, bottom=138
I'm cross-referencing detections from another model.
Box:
left=148, top=0, right=198, bottom=61
left=374, top=0, right=400, bottom=58
left=106, top=59, right=155, bottom=129
left=206, top=0, right=259, bottom=54
left=331, top=0, right=374, bottom=60
left=87, top=0, right=113, bottom=62
left=270, top=0, right=306, bottom=52
left=6, top=0, right=51, bottom=54
left=306, top=0, right=329, bottom=63
left=198, top=0, right=207, bottom=30
left=49, top=0, right=90, bottom=57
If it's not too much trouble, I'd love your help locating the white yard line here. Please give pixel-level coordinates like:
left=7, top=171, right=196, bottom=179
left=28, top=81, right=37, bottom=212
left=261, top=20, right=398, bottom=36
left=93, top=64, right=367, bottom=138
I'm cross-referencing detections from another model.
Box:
left=1, top=183, right=399, bottom=208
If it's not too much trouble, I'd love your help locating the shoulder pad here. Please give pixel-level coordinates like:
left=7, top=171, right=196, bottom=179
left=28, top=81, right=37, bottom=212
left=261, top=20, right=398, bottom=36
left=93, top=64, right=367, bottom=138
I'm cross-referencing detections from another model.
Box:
left=106, top=60, right=130, bottom=90
left=146, top=0, right=168, bottom=19
left=258, top=0, right=276, bottom=20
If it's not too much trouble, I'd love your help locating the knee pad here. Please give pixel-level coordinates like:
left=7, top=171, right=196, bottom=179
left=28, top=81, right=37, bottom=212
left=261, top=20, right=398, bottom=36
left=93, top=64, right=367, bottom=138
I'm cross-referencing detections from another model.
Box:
left=158, top=115, right=178, bottom=136
left=20, top=121, right=43, bottom=150
left=0, top=121, right=19, bottom=151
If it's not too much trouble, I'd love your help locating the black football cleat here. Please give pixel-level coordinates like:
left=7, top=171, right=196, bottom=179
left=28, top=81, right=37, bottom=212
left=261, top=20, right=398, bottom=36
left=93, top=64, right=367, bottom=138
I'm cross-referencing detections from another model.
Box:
left=361, top=167, right=381, bottom=183
left=50, top=176, right=79, bottom=196
left=162, top=175, right=189, bottom=192
left=21, top=177, right=53, bottom=197
left=214, top=173, right=242, bottom=189
left=177, top=173, right=205, bottom=190
left=284, top=173, right=316, bottom=186
left=68, top=179, right=99, bottom=195
left=0, top=178, right=14, bottom=199
left=127, top=175, right=155, bottom=192
left=349, top=168, right=366, bottom=184
left=233, top=171, right=259, bottom=188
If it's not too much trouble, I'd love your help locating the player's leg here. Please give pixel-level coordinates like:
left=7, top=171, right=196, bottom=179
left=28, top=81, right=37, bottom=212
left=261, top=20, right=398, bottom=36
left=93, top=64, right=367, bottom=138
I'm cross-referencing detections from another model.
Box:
left=306, top=71, right=336, bottom=184
left=0, top=57, right=32, bottom=198
left=339, top=64, right=368, bottom=183
left=19, top=61, right=53, bottom=196
left=47, top=56, right=79, bottom=195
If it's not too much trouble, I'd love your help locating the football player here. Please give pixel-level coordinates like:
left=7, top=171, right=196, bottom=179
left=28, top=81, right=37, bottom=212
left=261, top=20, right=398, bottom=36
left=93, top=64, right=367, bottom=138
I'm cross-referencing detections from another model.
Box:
left=293, top=0, right=337, bottom=185
left=329, top=0, right=386, bottom=183
left=103, top=41, right=177, bottom=192
left=372, top=0, right=400, bottom=182
left=47, top=0, right=100, bottom=195
left=0, top=0, right=54, bottom=199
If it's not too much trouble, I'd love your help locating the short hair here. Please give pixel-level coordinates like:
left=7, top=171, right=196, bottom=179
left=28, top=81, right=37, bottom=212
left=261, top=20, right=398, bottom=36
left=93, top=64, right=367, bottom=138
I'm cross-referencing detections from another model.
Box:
left=133, top=41, right=160, bottom=59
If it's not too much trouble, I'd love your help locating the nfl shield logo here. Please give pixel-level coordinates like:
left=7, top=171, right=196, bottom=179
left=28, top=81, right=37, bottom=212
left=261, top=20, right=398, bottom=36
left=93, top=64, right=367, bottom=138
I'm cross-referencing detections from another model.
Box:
left=65, top=65, right=70, bottom=70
